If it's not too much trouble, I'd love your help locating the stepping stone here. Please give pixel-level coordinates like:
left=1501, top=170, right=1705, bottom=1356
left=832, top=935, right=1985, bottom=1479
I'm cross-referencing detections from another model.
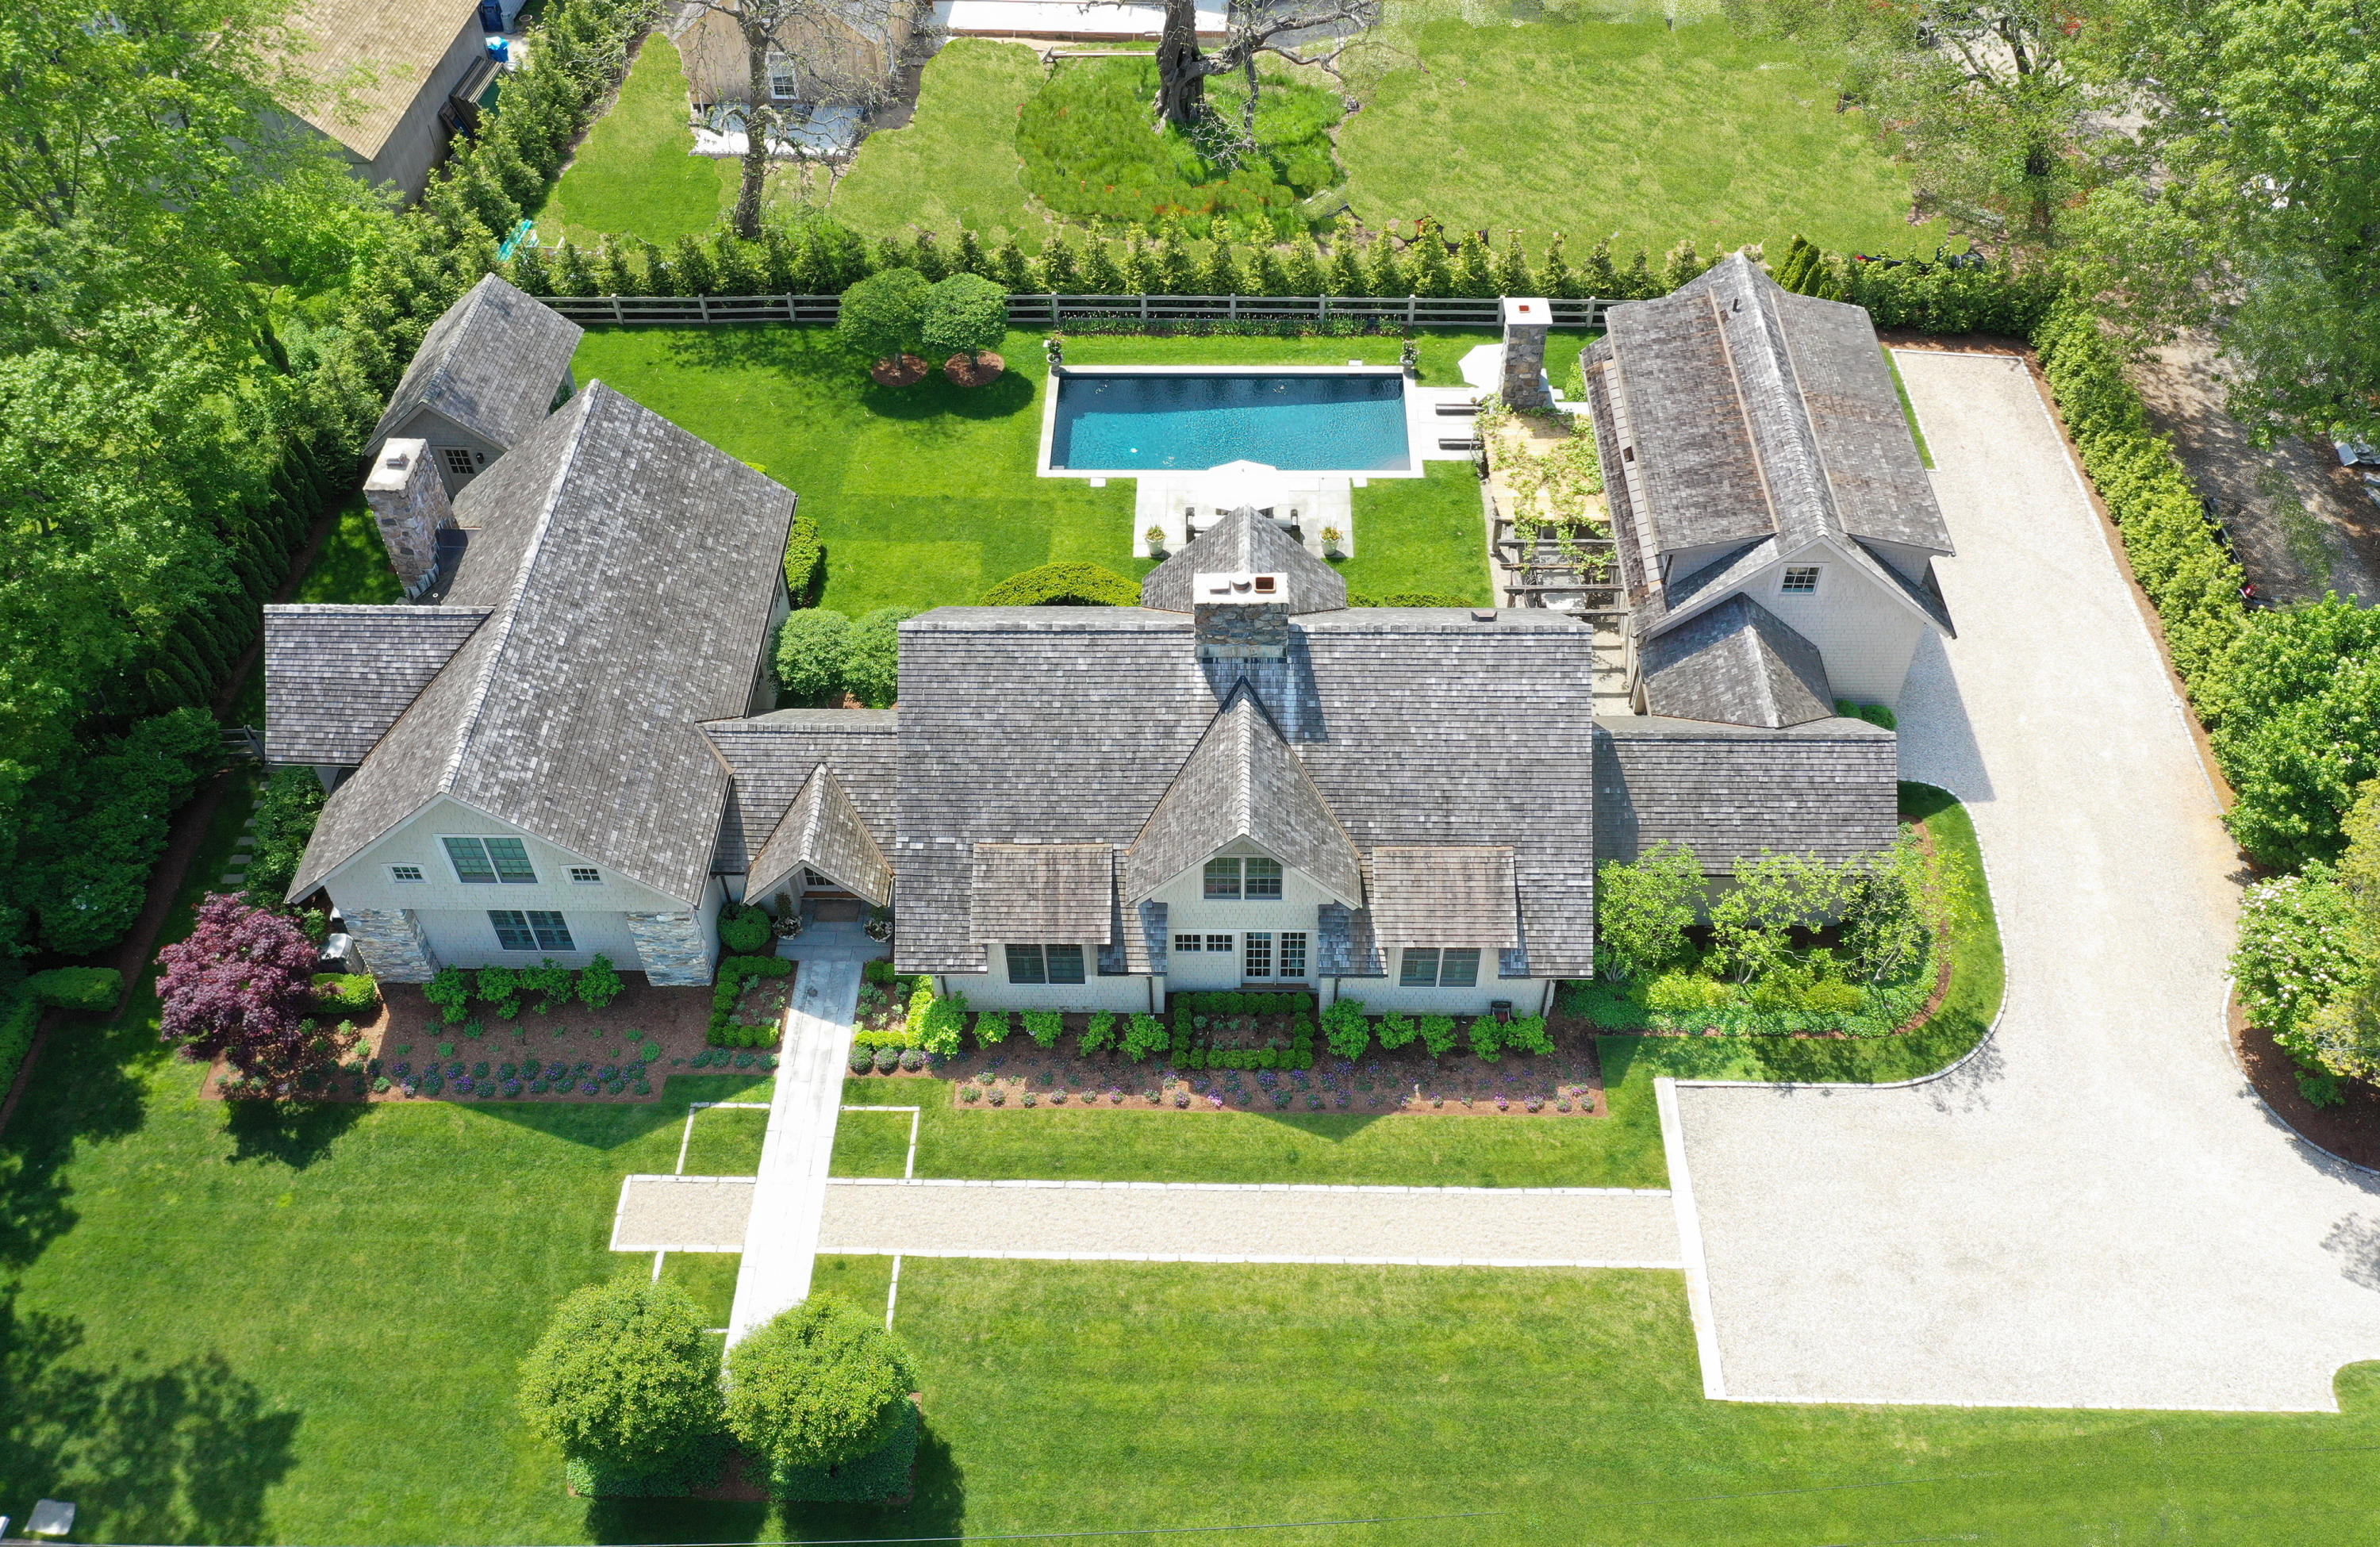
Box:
left=218, top=875, right=246, bottom=887
left=234, top=836, right=255, bottom=850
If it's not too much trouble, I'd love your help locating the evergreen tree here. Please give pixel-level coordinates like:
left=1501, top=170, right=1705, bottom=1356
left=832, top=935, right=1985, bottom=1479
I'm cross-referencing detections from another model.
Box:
left=1580, top=235, right=1622, bottom=298
left=597, top=237, right=640, bottom=297
left=1326, top=239, right=1365, bottom=296
left=1282, top=239, right=1322, bottom=297
left=1540, top=232, right=1576, bottom=299
left=1660, top=239, right=1703, bottom=294
left=509, top=243, right=553, bottom=296
left=1495, top=229, right=1536, bottom=295
left=484, top=137, right=542, bottom=209
left=639, top=239, right=675, bottom=296
left=954, top=227, right=991, bottom=278
left=1081, top=237, right=1125, bottom=293
left=993, top=232, right=1036, bottom=292
left=672, top=232, right=718, bottom=295
left=1363, top=232, right=1407, bottom=297
left=1041, top=233, right=1081, bottom=291
left=1455, top=228, right=1495, bottom=296
left=712, top=232, right=762, bottom=294
left=1622, top=246, right=1655, bottom=298
left=910, top=231, right=951, bottom=282
left=1154, top=224, right=1195, bottom=293
left=1121, top=232, right=1157, bottom=294
left=1410, top=221, right=1453, bottom=298
left=762, top=227, right=799, bottom=292
left=1252, top=247, right=1289, bottom=298
left=1200, top=240, right=1243, bottom=295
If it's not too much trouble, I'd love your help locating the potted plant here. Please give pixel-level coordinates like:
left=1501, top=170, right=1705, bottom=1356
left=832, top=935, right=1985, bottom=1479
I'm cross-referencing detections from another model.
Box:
left=1320, top=524, right=1345, bottom=556
left=1145, top=524, right=1168, bottom=555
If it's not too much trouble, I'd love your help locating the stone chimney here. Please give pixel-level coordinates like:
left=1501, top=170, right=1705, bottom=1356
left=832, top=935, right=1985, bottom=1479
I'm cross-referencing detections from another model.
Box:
left=1193, top=572, right=1292, bottom=662
left=363, top=438, right=455, bottom=599
left=1499, top=297, right=1553, bottom=411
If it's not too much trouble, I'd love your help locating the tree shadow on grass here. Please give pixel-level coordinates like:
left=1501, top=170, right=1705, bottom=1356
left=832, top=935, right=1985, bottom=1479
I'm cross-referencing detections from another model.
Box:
left=0, top=1017, right=155, bottom=1274
left=781, top=1420, right=965, bottom=1543
left=221, top=1097, right=369, bottom=1169
left=0, top=1292, right=300, bottom=1545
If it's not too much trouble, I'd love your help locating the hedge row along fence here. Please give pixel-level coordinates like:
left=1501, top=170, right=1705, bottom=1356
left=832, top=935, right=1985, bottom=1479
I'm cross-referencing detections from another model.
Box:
left=540, top=292, right=1614, bottom=329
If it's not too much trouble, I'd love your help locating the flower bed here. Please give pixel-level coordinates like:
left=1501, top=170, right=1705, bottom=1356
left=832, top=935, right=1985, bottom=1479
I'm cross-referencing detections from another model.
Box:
left=207, top=973, right=787, bottom=1104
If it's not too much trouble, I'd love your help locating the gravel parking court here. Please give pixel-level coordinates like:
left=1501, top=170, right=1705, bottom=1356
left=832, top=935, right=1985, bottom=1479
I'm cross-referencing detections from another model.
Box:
left=611, top=1174, right=754, bottom=1252
left=1664, top=350, right=2380, bottom=1413
left=816, top=1179, right=1682, bottom=1267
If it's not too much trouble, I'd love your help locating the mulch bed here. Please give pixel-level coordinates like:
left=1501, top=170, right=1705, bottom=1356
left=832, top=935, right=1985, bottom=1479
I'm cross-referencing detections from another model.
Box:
left=859, top=1027, right=1608, bottom=1118
left=869, top=353, right=929, bottom=387
left=2231, top=992, right=2380, bottom=1171
left=204, top=971, right=787, bottom=1104
left=942, top=351, right=1004, bottom=386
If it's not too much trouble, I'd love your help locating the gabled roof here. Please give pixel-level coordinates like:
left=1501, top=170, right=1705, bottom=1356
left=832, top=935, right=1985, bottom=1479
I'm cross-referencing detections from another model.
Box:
left=969, top=845, right=1115, bottom=943
left=1121, top=686, right=1363, bottom=904
left=263, top=604, right=490, bottom=766
left=1638, top=595, right=1836, bottom=729
left=1595, top=251, right=1952, bottom=561
left=366, top=275, right=584, bottom=459
left=1368, top=847, right=1518, bottom=950
left=289, top=384, right=797, bottom=904
left=1139, top=506, right=1347, bottom=615
left=749, top=766, right=893, bottom=906
left=892, top=607, right=1599, bottom=977
left=1592, top=715, right=1898, bottom=875
left=701, top=708, right=899, bottom=877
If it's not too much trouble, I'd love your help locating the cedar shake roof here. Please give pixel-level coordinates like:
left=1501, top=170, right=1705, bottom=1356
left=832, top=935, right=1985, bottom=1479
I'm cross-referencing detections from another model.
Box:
left=701, top=708, right=899, bottom=881
left=969, top=845, right=1116, bottom=944
left=288, top=384, right=797, bottom=904
left=1637, top=595, right=1836, bottom=729
left=366, top=275, right=584, bottom=459
left=1592, top=715, right=1899, bottom=876
left=748, top=766, right=893, bottom=907
left=892, top=607, right=1599, bottom=977
left=1121, top=686, right=1363, bottom=904
left=1139, top=507, right=1347, bottom=615
left=262, top=604, right=489, bottom=766
left=287, top=0, right=477, bottom=159
left=1368, top=847, right=1519, bottom=950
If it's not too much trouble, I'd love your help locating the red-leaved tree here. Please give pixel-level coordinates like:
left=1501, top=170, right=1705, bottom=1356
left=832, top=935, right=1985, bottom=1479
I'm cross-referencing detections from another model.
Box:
left=158, top=893, right=320, bottom=1083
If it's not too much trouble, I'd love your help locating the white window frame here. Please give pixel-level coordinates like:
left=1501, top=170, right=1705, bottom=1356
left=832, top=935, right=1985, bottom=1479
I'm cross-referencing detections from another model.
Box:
left=1280, top=931, right=1308, bottom=979
left=442, top=835, right=537, bottom=885
left=1203, top=858, right=1242, bottom=900
left=569, top=866, right=602, bottom=885
left=1243, top=931, right=1273, bottom=979
left=1205, top=933, right=1233, bottom=955
left=389, top=864, right=425, bottom=884
left=1780, top=565, right=1821, bottom=595
left=766, top=48, right=799, bottom=101
left=1173, top=932, right=1203, bottom=953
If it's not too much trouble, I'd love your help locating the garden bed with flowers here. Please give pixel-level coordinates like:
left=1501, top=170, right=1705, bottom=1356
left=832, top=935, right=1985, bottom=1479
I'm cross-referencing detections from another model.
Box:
left=206, top=970, right=786, bottom=1104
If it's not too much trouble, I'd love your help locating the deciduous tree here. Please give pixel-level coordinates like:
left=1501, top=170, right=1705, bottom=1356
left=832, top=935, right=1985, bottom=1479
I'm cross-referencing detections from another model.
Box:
left=156, top=894, right=320, bottom=1081
left=725, top=1296, right=917, bottom=1475
left=519, top=1280, right=724, bottom=1474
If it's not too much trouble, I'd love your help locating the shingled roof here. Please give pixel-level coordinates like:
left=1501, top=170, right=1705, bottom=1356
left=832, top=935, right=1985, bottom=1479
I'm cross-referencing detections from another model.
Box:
left=893, top=607, right=1599, bottom=977
left=1592, top=716, right=1898, bottom=875
left=748, top=766, right=893, bottom=906
left=288, top=384, right=796, bottom=904
left=969, top=845, right=1115, bottom=943
left=1368, top=847, right=1519, bottom=950
left=366, top=275, right=584, bottom=459
left=1637, top=595, right=1836, bottom=729
left=286, top=0, right=476, bottom=161
left=701, top=708, right=898, bottom=880
left=1139, top=507, right=1347, bottom=615
left=262, top=604, right=490, bottom=765
left=1121, top=686, right=1363, bottom=904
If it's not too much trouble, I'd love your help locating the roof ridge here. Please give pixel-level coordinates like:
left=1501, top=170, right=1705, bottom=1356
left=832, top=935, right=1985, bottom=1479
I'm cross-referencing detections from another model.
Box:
left=434, top=386, right=599, bottom=797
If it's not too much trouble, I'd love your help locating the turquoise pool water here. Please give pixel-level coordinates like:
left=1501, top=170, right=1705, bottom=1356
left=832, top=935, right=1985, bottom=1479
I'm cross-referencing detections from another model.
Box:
left=1050, top=371, right=1411, bottom=472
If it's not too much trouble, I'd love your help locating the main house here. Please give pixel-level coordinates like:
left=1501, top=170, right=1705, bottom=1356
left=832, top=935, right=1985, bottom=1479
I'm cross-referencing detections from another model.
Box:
left=274, top=270, right=1928, bottom=1008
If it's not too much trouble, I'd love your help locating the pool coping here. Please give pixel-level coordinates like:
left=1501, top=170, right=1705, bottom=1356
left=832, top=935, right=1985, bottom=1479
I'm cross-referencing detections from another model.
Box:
left=1037, top=364, right=1427, bottom=482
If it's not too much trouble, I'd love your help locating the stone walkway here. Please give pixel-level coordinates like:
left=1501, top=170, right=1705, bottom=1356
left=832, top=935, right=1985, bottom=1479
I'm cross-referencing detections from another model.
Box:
left=612, top=1174, right=754, bottom=1252
left=816, top=1179, right=1680, bottom=1268
left=724, top=956, right=860, bottom=1345
left=1663, top=350, right=2380, bottom=1412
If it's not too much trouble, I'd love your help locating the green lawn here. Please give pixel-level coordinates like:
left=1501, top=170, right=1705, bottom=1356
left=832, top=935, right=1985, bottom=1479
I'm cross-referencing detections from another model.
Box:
left=831, top=1054, right=1667, bottom=1187
left=679, top=1100, right=770, bottom=1175
left=532, top=33, right=736, bottom=250
left=829, top=40, right=1046, bottom=246
left=1340, top=15, right=1938, bottom=257
left=569, top=325, right=1548, bottom=613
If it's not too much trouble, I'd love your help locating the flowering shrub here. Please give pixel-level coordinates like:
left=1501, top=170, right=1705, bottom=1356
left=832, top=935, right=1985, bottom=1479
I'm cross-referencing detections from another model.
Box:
left=157, top=895, right=322, bottom=1084
left=973, top=1011, right=1011, bottom=1050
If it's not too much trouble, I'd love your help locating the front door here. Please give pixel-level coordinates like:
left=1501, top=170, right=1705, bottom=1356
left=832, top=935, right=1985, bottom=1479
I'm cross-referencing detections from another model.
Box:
left=1242, top=930, right=1310, bottom=985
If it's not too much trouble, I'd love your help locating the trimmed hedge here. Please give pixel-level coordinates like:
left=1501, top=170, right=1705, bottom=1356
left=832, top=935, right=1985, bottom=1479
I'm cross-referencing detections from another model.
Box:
left=711, top=954, right=793, bottom=1042
left=783, top=512, right=826, bottom=606
left=312, top=973, right=380, bottom=1014
left=979, top=563, right=1142, bottom=607
left=1350, top=592, right=1476, bottom=608
left=766, top=1396, right=919, bottom=1503
left=25, top=966, right=125, bottom=1014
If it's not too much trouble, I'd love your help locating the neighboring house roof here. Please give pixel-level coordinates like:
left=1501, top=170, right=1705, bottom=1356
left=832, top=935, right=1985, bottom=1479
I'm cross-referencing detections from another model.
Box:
left=1637, top=595, right=1836, bottom=730
left=1368, top=847, right=1519, bottom=950
left=1122, top=686, right=1363, bottom=904
left=749, top=766, right=893, bottom=906
left=969, top=845, right=1115, bottom=944
left=1591, top=716, right=1899, bottom=875
left=700, top=708, right=899, bottom=880
left=1596, top=251, right=1952, bottom=560
left=892, top=606, right=1599, bottom=977
left=262, top=604, right=490, bottom=765
left=1139, top=507, right=1347, bottom=616
left=288, top=383, right=797, bottom=904
left=286, top=0, right=478, bottom=160
left=366, top=274, right=585, bottom=459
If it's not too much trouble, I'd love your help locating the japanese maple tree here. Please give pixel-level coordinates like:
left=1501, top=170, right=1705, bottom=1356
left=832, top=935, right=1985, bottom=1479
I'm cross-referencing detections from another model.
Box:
left=157, top=892, right=320, bottom=1081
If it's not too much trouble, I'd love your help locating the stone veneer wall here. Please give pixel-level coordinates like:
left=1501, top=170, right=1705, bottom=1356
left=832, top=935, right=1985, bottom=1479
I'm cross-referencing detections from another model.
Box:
left=345, top=907, right=440, bottom=983
left=1501, top=321, right=1551, bottom=410
left=625, top=912, right=714, bottom=986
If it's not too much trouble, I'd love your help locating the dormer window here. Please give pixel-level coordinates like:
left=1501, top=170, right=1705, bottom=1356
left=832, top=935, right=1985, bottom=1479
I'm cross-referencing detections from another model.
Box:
left=1781, top=566, right=1821, bottom=594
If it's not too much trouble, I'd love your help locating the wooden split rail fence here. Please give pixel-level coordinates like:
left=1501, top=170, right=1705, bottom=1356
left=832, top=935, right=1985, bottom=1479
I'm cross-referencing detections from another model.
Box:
left=539, top=293, right=1616, bottom=329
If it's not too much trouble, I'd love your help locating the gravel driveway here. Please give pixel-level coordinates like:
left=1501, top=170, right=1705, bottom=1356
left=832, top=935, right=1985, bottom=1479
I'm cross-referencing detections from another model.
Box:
left=1665, top=350, right=2380, bottom=1411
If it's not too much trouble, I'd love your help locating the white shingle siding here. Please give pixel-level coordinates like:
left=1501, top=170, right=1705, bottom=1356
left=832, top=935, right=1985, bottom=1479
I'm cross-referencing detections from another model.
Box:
left=1756, top=558, right=1927, bottom=708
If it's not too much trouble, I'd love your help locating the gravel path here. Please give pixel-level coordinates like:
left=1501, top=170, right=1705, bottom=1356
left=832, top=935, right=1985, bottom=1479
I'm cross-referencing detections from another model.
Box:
left=725, top=957, right=859, bottom=1344
left=816, top=1179, right=1681, bottom=1266
left=611, top=1175, right=755, bottom=1251
left=1664, top=351, right=2380, bottom=1412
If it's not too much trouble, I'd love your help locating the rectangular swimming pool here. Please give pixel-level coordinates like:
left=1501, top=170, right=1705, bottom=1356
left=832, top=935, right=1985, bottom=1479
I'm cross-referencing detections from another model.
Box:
left=1045, top=369, right=1412, bottom=474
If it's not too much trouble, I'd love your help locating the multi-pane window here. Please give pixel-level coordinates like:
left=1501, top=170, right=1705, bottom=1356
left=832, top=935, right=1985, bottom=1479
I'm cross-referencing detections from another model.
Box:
left=489, top=910, right=574, bottom=952
left=442, top=447, right=478, bottom=479
left=1781, top=566, right=1821, bottom=594
left=390, top=864, right=424, bottom=883
left=443, top=835, right=536, bottom=884
left=1279, top=931, right=1308, bottom=978
left=1206, top=933, right=1233, bottom=954
left=1173, top=932, right=1204, bottom=953
left=569, top=866, right=601, bottom=884
left=1244, top=858, right=1283, bottom=897
left=1004, top=944, right=1086, bottom=985
left=767, top=48, right=799, bottom=100
left=1243, top=931, right=1273, bottom=978
left=1203, top=858, right=1242, bottom=899
left=1204, top=856, right=1283, bottom=899
left=1399, top=947, right=1481, bottom=988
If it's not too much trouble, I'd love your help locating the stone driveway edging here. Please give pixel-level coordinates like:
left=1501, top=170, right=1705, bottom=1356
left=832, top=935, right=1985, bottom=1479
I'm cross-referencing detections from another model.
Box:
left=827, top=1178, right=1666, bottom=1196
left=2217, top=978, right=2380, bottom=1185
left=834, top=1249, right=1684, bottom=1269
